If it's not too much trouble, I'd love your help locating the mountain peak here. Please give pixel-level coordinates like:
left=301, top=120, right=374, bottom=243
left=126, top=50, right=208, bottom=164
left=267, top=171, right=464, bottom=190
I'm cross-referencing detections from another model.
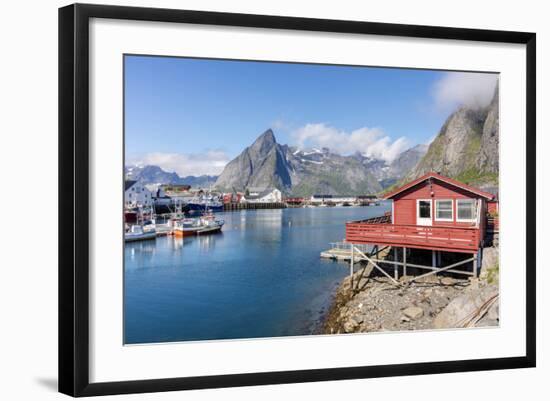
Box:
left=249, top=128, right=277, bottom=157
left=253, top=128, right=276, bottom=145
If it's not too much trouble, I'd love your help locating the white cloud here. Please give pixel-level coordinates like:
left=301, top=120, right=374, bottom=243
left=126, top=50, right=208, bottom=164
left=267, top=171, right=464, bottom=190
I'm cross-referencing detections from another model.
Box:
left=291, top=123, right=408, bottom=162
left=432, top=72, right=498, bottom=110
left=271, top=119, right=289, bottom=131
left=128, top=150, right=230, bottom=177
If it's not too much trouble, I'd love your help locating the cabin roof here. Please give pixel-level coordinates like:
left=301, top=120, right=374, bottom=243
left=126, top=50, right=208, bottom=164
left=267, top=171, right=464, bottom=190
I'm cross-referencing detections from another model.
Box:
left=124, top=180, right=137, bottom=191
left=383, top=172, right=495, bottom=201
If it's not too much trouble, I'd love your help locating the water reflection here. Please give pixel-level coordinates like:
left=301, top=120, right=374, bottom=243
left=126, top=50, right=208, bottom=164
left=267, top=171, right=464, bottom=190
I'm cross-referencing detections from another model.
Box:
left=124, top=204, right=391, bottom=343
left=125, top=239, right=157, bottom=265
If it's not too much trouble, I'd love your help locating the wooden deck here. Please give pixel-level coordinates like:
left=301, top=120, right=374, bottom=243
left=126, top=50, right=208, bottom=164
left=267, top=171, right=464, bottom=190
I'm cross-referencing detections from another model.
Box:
left=346, top=221, right=480, bottom=253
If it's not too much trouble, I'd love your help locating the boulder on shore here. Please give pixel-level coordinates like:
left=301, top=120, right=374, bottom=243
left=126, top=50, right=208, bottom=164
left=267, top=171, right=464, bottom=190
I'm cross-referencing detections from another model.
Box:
left=433, top=285, right=498, bottom=329
left=402, top=306, right=424, bottom=320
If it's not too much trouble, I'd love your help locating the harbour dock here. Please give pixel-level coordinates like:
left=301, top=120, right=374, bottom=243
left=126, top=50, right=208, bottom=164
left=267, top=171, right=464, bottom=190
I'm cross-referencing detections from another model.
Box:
left=223, top=202, right=287, bottom=211
left=320, top=242, right=373, bottom=261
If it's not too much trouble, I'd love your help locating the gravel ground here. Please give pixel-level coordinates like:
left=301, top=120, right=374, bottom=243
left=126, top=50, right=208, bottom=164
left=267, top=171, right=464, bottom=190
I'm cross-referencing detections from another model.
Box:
left=322, top=256, right=499, bottom=334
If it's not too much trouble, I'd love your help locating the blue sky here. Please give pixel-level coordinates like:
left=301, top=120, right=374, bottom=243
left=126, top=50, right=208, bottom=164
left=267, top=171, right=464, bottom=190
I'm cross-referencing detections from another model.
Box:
left=125, top=55, right=497, bottom=176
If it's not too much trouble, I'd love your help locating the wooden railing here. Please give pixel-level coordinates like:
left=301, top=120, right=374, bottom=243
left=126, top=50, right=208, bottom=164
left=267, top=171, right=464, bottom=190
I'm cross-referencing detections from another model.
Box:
left=346, top=222, right=480, bottom=253
left=354, top=212, right=392, bottom=224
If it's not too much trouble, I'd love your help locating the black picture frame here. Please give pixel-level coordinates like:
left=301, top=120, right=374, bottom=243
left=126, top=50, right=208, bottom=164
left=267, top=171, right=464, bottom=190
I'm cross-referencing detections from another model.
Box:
left=59, top=3, right=536, bottom=397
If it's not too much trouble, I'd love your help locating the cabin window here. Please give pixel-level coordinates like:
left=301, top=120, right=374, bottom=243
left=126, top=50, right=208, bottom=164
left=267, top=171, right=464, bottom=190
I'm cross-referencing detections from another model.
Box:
left=435, top=199, right=453, bottom=221
left=418, top=200, right=431, bottom=218
left=457, top=199, right=477, bottom=221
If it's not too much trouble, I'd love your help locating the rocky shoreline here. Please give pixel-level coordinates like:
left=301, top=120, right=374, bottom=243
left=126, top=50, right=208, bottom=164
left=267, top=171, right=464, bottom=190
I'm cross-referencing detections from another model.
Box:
left=322, top=246, right=499, bottom=334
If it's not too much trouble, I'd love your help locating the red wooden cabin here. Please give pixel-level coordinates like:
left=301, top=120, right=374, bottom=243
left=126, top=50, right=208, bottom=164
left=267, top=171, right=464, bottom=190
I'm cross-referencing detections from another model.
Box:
left=346, top=172, right=496, bottom=255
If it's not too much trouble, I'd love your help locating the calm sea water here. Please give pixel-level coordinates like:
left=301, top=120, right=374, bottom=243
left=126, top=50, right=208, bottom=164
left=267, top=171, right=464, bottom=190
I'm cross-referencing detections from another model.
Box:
left=124, top=204, right=390, bottom=344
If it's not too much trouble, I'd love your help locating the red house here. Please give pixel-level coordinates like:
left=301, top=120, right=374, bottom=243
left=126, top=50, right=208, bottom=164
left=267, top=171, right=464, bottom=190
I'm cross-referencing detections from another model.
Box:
left=346, top=172, right=496, bottom=260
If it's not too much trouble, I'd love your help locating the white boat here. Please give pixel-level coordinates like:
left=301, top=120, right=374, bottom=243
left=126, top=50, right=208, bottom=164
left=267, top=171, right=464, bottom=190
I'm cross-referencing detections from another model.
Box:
left=172, top=213, right=224, bottom=237
left=196, top=213, right=224, bottom=235
left=125, top=224, right=157, bottom=242
left=172, top=218, right=204, bottom=237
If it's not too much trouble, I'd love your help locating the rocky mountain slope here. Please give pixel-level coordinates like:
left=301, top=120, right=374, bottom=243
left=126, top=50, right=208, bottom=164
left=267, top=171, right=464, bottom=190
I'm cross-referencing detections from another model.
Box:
left=214, top=129, right=384, bottom=196
left=390, top=144, right=429, bottom=178
left=476, top=85, right=499, bottom=175
left=125, top=165, right=217, bottom=188
left=406, top=83, right=499, bottom=187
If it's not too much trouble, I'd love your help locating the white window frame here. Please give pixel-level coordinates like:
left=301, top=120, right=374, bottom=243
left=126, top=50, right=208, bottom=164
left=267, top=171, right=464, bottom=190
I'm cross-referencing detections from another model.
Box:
left=434, top=199, right=454, bottom=222
left=416, top=199, right=433, bottom=226
left=456, top=198, right=478, bottom=222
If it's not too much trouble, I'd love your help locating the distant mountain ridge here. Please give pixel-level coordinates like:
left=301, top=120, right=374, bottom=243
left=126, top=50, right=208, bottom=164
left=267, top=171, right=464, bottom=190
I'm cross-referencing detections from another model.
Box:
left=358, top=144, right=429, bottom=189
left=125, top=165, right=217, bottom=188
left=214, top=129, right=427, bottom=196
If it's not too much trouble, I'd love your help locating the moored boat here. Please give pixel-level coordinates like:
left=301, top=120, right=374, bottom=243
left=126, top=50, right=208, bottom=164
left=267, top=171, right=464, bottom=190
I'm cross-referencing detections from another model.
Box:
left=125, top=224, right=157, bottom=242
left=172, top=218, right=203, bottom=237
left=172, top=212, right=225, bottom=236
left=196, top=212, right=224, bottom=235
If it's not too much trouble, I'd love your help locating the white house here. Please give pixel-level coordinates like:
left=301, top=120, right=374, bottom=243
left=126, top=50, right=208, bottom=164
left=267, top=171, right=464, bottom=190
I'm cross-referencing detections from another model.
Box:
left=125, top=180, right=153, bottom=208
left=241, top=188, right=282, bottom=203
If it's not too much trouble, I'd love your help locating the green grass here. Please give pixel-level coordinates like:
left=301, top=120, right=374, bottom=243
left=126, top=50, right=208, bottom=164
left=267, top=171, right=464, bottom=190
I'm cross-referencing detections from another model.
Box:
left=454, top=168, right=498, bottom=186
left=486, top=261, right=499, bottom=285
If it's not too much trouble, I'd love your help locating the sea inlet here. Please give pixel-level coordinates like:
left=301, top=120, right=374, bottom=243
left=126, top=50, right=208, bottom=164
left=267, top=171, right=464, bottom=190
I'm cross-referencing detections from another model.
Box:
left=124, top=204, right=390, bottom=344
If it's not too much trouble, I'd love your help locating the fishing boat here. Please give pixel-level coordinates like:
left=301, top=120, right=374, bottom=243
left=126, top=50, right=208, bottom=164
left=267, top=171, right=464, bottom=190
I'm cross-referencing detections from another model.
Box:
left=196, top=212, right=224, bottom=235
left=125, top=224, right=157, bottom=242
left=172, top=218, right=203, bottom=237
left=172, top=212, right=224, bottom=237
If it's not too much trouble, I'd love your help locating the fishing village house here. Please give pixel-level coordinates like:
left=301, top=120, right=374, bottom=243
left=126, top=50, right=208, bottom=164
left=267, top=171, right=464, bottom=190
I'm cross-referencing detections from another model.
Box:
left=124, top=180, right=153, bottom=208
left=241, top=188, right=282, bottom=203
left=344, top=172, right=498, bottom=281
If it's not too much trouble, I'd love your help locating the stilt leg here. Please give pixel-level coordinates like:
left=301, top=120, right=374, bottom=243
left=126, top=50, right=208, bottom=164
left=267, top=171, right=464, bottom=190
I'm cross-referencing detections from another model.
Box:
left=403, top=247, right=407, bottom=277
left=394, top=248, right=398, bottom=280
left=350, top=245, right=354, bottom=277
left=473, top=250, right=478, bottom=278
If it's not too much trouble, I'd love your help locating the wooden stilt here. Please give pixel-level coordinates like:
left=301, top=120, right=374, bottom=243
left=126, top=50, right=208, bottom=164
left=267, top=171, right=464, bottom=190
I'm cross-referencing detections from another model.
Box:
left=393, top=247, right=398, bottom=280
left=432, top=250, right=437, bottom=268
left=352, top=246, right=401, bottom=286
left=403, top=247, right=407, bottom=277
left=350, top=244, right=354, bottom=277
left=362, top=257, right=475, bottom=276
left=411, top=256, right=475, bottom=282
left=473, top=250, right=478, bottom=278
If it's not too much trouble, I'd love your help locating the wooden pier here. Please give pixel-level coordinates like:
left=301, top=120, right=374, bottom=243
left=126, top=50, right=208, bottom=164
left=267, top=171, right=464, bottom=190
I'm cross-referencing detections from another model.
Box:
left=223, top=202, right=287, bottom=211
left=320, top=242, right=373, bottom=261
